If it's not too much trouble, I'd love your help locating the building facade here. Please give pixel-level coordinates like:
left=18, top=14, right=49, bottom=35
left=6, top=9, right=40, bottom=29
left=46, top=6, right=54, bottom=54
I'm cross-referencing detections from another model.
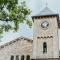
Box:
left=0, top=37, right=33, bottom=60
left=0, top=7, right=60, bottom=60
left=32, top=7, right=59, bottom=60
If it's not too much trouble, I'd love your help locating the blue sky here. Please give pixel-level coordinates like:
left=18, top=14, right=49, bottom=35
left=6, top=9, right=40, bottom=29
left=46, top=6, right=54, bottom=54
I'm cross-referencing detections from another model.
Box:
left=0, top=0, right=60, bottom=48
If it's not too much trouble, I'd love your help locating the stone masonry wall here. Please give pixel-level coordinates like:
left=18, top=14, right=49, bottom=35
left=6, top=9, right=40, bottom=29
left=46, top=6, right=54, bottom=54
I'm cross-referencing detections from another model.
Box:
left=0, top=37, right=33, bottom=60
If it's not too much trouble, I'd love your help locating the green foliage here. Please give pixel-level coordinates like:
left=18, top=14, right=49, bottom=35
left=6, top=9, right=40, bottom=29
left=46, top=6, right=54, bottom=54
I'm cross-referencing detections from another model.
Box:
left=0, top=0, right=32, bottom=33
left=1, top=24, right=12, bottom=32
left=26, top=20, right=32, bottom=28
left=0, top=27, right=3, bottom=34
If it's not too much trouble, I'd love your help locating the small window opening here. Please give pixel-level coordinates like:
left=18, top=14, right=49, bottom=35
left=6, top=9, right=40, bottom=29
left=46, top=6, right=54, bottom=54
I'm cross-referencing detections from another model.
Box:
left=10, top=55, right=14, bottom=60
left=43, top=42, right=47, bottom=54
left=21, top=55, right=24, bottom=60
left=26, top=55, right=30, bottom=60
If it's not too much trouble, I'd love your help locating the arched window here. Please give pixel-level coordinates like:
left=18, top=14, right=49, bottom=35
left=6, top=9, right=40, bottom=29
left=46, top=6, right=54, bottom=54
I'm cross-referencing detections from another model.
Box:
left=26, top=55, right=30, bottom=60
left=10, top=55, right=14, bottom=60
left=43, top=42, right=47, bottom=54
left=16, top=55, right=19, bottom=60
left=21, top=55, right=24, bottom=60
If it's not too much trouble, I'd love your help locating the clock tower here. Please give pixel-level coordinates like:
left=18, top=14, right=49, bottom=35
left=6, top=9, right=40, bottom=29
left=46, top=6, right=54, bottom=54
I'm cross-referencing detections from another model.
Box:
left=32, top=7, right=59, bottom=60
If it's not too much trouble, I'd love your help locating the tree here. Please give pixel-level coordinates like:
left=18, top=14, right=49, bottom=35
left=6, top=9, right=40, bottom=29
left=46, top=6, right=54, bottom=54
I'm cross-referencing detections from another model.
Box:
left=0, top=0, right=32, bottom=35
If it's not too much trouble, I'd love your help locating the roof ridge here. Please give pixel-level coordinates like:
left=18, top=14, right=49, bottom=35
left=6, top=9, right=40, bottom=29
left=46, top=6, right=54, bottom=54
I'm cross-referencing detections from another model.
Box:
left=0, top=36, right=33, bottom=49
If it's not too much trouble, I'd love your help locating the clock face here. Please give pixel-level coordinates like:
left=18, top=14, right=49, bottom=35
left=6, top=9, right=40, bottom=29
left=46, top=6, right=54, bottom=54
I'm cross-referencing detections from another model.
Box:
left=41, top=21, right=49, bottom=29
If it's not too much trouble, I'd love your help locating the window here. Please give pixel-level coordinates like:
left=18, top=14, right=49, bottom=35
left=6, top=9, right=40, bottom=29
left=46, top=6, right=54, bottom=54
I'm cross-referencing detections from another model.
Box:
left=26, top=55, right=30, bottom=60
left=10, top=55, right=14, bottom=60
left=16, top=55, right=19, bottom=60
left=21, top=55, right=24, bottom=60
left=43, top=42, right=47, bottom=54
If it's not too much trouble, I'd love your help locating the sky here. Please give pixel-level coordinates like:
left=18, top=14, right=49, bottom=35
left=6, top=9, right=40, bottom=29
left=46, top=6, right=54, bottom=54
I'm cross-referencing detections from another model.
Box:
left=0, top=0, right=60, bottom=48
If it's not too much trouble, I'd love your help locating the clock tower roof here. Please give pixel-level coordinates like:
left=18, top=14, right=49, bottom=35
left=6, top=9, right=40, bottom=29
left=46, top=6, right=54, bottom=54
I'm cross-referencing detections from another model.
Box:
left=32, top=7, right=59, bottom=18
left=36, top=7, right=54, bottom=16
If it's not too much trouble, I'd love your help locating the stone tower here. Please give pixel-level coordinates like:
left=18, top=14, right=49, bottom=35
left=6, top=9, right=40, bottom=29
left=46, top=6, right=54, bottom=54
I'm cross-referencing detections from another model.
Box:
left=32, top=7, right=59, bottom=60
